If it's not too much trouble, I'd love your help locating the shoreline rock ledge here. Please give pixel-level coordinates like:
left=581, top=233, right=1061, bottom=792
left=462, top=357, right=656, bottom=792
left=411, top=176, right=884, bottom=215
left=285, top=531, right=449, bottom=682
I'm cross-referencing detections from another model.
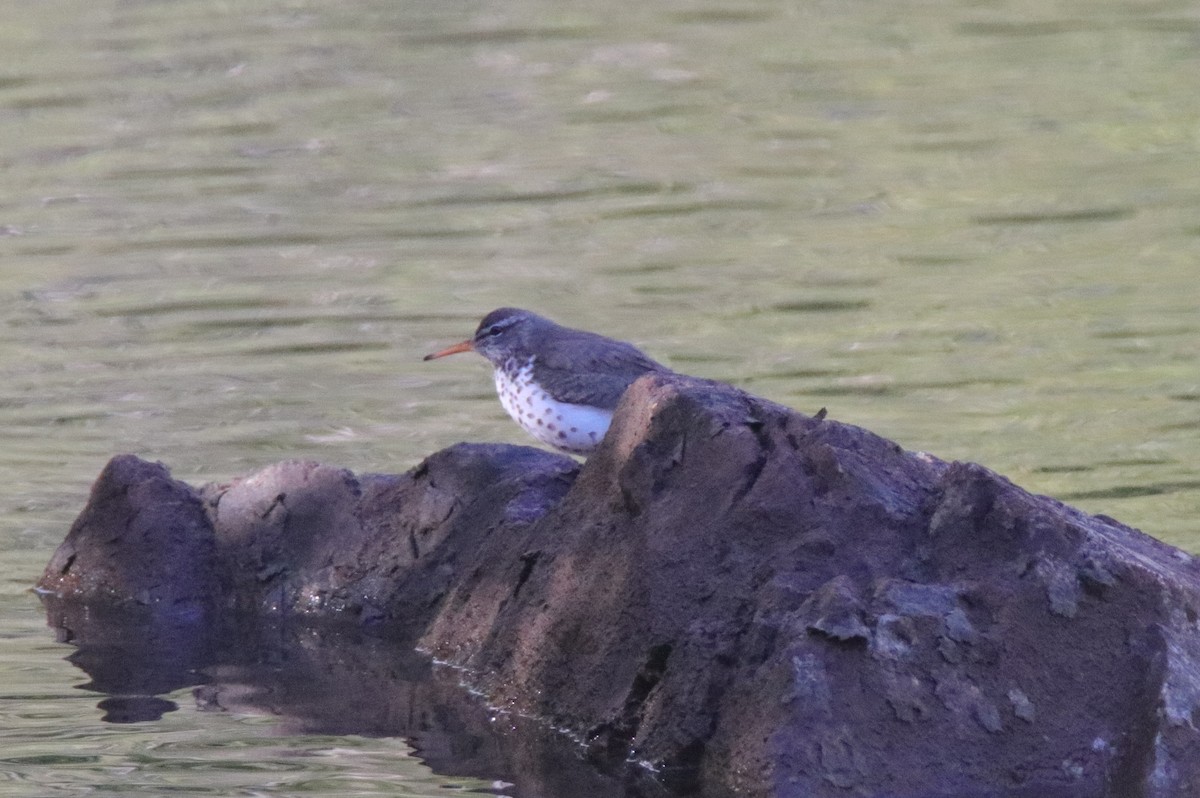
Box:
left=38, top=373, right=1200, bottom=797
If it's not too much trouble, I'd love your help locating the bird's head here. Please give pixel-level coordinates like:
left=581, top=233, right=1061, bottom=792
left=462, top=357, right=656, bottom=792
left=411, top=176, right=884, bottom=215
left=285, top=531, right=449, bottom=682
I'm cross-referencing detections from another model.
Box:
left=423, top=307, right=541, bottom=367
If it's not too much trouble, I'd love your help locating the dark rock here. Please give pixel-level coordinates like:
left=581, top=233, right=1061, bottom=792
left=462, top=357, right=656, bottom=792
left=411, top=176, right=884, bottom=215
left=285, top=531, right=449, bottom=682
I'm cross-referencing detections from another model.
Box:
left=799, top=575, right=872, bottom=642
left=38, top=454, right=220, bottom=617
left=38, top=373, right=1200, bottom=797
left=190, top=444, right=579, bottom=622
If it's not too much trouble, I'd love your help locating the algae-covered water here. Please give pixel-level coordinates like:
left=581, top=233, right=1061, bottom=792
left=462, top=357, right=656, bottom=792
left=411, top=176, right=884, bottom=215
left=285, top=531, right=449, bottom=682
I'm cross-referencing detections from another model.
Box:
left=1, top=0, right=1198, bottom=794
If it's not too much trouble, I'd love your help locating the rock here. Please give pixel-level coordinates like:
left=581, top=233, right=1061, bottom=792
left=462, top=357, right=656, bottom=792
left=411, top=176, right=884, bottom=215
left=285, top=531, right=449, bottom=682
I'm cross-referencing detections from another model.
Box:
left=38, top=454, right=220, bottom=618
left=37, top=373, right=1200, bottom=797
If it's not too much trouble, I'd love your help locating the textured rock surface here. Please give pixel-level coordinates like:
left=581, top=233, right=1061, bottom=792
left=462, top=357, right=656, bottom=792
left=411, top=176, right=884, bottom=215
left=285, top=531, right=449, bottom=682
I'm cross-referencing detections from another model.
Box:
left=39, top=373, right=1200, bottom=797
left=39, top=454, right=220, bottom=616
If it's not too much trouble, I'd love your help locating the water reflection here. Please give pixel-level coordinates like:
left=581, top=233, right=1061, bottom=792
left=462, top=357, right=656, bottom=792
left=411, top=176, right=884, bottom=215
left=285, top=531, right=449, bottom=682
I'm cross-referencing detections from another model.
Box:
left=97, top=696, right=178, bottom=724
left=40, top=596, right=675, bottom=798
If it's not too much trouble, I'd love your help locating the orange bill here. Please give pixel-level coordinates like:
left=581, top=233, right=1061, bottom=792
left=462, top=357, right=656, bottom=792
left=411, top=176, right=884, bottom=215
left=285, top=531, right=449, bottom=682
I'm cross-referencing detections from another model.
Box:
left=423, top=339, right=474, bottom=361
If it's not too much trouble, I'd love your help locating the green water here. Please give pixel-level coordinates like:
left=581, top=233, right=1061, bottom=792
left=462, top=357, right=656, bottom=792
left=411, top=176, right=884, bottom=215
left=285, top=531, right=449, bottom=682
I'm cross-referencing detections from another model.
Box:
left=2, top=0, right=1198, bottom=794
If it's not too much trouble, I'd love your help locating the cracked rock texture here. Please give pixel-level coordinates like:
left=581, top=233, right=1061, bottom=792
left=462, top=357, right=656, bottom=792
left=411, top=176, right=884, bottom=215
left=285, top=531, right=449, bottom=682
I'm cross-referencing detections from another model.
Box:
left=38, top=373, right=1200, bottom=797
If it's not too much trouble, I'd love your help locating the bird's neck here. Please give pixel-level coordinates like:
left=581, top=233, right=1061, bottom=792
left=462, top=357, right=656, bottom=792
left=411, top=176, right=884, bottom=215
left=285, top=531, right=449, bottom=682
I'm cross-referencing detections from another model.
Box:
left=496, top=355, right=533, bottom=377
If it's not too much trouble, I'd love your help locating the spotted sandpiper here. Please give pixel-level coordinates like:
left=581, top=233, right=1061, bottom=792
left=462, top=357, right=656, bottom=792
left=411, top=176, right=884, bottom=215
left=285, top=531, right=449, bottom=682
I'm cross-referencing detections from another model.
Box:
left=424, top=308, right=670, bottom=455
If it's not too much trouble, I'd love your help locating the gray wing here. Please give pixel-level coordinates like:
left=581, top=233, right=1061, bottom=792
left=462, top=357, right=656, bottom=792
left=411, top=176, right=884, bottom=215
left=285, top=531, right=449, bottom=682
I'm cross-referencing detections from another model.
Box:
left=533, top=329, right=669, bottom=408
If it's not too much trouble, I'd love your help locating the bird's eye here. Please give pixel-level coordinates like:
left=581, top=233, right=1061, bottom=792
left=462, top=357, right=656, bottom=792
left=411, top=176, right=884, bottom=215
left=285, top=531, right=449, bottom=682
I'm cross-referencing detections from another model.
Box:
left=485, top=324, right=502, bottom=337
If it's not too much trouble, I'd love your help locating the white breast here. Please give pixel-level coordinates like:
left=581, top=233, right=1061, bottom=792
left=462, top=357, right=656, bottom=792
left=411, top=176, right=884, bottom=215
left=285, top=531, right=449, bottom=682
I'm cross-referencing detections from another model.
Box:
left=493, top=360, right=613, bottom=455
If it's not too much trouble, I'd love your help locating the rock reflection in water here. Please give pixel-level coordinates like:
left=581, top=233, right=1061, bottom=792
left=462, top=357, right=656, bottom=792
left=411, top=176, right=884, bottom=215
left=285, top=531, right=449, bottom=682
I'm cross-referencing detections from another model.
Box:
left=40, top=596, right=663, bottom=798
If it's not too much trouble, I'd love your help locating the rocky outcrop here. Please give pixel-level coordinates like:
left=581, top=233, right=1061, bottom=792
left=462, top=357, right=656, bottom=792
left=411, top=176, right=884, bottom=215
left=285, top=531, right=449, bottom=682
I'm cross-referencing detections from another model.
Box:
left=38, top=373, right=1200, bottom=797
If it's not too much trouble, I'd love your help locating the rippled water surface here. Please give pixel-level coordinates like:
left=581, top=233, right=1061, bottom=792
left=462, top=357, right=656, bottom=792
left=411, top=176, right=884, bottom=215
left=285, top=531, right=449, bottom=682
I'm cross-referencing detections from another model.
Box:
left=2, top=0, right=1198, bottom=794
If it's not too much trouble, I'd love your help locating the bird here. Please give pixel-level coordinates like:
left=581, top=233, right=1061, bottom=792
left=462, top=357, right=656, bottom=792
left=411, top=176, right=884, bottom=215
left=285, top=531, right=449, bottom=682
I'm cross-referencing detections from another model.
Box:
left=424, top=308, right=670, bottom=455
